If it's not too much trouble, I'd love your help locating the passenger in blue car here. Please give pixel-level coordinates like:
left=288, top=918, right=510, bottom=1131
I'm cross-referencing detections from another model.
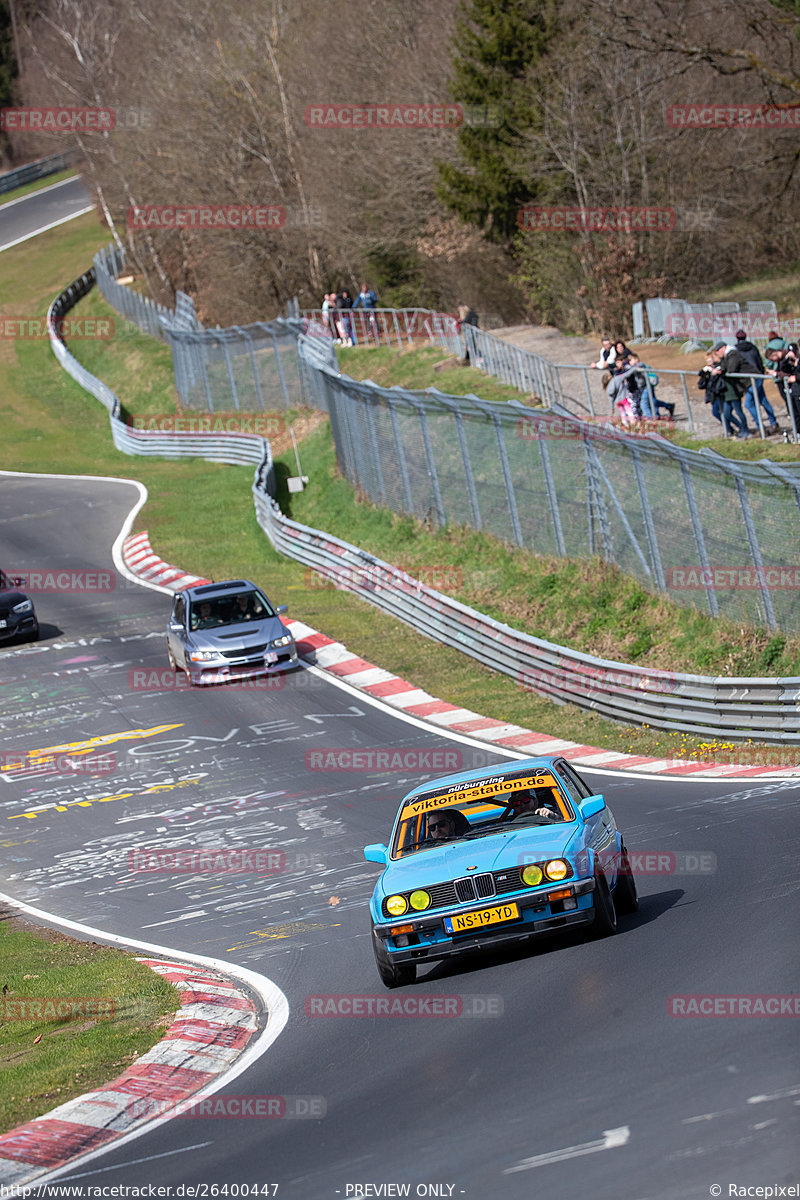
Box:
left=506, top=787, right=562, bottom=822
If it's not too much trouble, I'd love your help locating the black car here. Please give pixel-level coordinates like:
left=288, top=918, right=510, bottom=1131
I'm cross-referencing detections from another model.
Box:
left=0, top=571, right=39, bottom=643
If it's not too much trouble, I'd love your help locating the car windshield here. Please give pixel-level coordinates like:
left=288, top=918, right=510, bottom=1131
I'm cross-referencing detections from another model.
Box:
left=188, top=589, right=273, bottom=631
left=391, top=769, right=574, bottom=859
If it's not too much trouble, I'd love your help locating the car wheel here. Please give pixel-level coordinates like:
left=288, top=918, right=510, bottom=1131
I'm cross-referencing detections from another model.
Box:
left=614, top=847, right=639, bottom=914
left=592, top=869, right=618, bottom=937
left=372, top=928, right=416, bottom=989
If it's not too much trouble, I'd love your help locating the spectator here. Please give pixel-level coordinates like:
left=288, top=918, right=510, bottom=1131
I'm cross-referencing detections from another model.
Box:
left=697, top=352, right=725, bottom=430
left=603, top=370, right=635, bottom=428
left=336, top=288, right=354, bottom=345
left=766, top=342, right=800, bottom=437
left=321, top=292, right=337, bottom=340
left=711, top=342, right=752, bottom=438
left=624, top=354, right=675, bottom=422
left=353, top=282, right=379, bottom=344
left=457, top=303, right=480, bottom=366
left=612, top=340, right=631, bottom=368
left=734, top=329, right=780, bottom=435
left=765, top=336, right=799, bottom=416
left=592, top=337, right=616, bottom=371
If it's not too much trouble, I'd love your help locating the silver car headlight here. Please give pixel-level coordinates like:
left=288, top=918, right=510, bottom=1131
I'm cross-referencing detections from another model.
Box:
left=12, top=600, right=33, bottom=614
left=189, top=650, right=217, bottom=662
left=271, top=634, right=292, bottom=648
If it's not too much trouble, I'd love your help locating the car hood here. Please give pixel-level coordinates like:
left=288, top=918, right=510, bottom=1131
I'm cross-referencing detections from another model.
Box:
left=186, top=616, right=288, bottom=649
left=378, top=825, right=580, bottom=895
left=0, top=589, right=30, bottom=616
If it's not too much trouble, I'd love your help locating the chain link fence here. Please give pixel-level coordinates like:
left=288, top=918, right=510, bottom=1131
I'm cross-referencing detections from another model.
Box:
left=298, top=337, right=800, bottom=636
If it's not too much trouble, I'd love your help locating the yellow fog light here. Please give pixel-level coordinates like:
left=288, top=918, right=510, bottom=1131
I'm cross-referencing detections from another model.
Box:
left=386, top=894, right=408, bottom=916
left=409, top=889, right=431, bottom=911
left=521, top=863, right=543, bottom=887
left=545, top=859, right=569, bottom=881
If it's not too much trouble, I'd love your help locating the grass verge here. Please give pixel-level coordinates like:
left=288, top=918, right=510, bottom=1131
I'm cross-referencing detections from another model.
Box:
left=1, top=214, right=798, bottom=767
left=0, top=912, right=178, bottom=1135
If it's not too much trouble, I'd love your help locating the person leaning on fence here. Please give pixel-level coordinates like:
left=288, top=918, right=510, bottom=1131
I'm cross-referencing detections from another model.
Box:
left=457, top=303, right=480, bottom=366
left=766, top=341, right=800, bottom=437
left=711, top=342, right=753, bottom=439
left=697, top=353, right=725, bottom=430
left=353, top=282, right=379, bottom=344
left=603, top=370, right=635, bottom=428
left=592, top=337, right=616, bottom=371
left=765, top=337, right=799, bottom=421
left=734, top=329, right=780, bottom=435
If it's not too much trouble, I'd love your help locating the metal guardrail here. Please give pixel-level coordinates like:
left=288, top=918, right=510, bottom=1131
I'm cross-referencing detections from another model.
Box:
left=448, top=324, right=797, bottom=441
left=301, top=308, right=460, bottom=351
left=93, top=244, right=178, bottom=341
left=46, top=266, right=800, bottom=742
left=0, top=152, right=76, bottom=195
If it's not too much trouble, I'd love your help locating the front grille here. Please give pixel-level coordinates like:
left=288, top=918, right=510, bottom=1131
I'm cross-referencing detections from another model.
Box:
left=493, top=868, right=524, bottom=895
left=475, top=872, right=496, bottom=899
left=427, top=881, right=457, bottom=907
left=219, top=643, right=268, bottom=659
left=454, top=877, right=475, bottom=903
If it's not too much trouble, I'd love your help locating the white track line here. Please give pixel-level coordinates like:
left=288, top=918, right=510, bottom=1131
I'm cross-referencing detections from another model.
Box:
left=0, top=889, right=289, bottom=1186
left=0, top=205, right=95, bottom=252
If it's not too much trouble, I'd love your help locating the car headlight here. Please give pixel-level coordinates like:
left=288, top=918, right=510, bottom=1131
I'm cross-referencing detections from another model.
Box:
left=521, top=863, right=543, bottom=887
left=271, top=635, right=292, bottom=648
left=189, top=650, right=217, bottom=662
left=409, top=889, right=431, bottom=911
left=545, top=859, right=569, bottom=881
left=385, top=894, right=408, bottom=916
left=12, top=600, right=33, bottom=614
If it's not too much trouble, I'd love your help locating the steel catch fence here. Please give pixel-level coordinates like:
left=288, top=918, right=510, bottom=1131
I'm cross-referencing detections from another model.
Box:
left=46, top=268, right=800, bottom=741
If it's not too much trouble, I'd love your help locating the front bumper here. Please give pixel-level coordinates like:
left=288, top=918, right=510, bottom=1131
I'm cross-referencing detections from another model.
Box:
left=373, top=878, right=596, bottom=965
left=0, top=610, right=38, bottom=642
left=190, top=648, right=299, bottom=685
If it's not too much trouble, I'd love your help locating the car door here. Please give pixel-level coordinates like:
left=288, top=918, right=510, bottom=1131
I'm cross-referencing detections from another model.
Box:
left=167, top=595, right=187, bottom=667
left=556, top=759, right=620, bottom=883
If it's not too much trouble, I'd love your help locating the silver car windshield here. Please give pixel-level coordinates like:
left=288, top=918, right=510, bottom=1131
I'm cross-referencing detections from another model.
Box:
left=188, top=590, right=273, bottom=631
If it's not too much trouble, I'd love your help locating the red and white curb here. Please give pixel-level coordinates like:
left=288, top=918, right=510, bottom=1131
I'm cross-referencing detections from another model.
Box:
left=122, top=532, right=800, bottom=782
left=0, top=959, right=259, bottom=1186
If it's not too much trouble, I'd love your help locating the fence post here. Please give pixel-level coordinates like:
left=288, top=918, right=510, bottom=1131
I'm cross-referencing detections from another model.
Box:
left=491, top=413, right=524, bottom=546
left=630, top=447, right=666, bottom=590
left=415, top=402, right=446, bottom=527
left=387, top=397, right=415, bottom=514
left=364, top=395, right=387, bottom=506
left=732, top=471, right=777, bottom=630
left=537, top=432, right=566, bottom=556
left=453, top=408, right=482, bottom=529
left=678, top=460, right=719, bottom=617
left=268, top=327, right=291, bottom=407
left=583, top=439, right=613, bottom=560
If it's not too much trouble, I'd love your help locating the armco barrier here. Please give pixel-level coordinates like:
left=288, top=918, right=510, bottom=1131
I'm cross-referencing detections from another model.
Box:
left=47, top=269, right=800, bottom=742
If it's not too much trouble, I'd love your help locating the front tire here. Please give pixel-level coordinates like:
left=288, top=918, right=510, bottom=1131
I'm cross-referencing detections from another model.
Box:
left=614, top=848, right=639, bottom=914
left=592, top=870, right=618, bottom=937
left=372, top=928, right=416, bottom=989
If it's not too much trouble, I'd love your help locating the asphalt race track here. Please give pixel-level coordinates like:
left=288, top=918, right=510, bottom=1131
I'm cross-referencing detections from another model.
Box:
left=0, top=177, right=94, bottom=251
left=1, top=473, right=798, bottom=1200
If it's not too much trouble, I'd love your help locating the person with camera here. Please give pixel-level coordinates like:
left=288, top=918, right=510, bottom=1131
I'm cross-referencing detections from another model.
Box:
left=765, top=340, right=800, bottom=437
left=710, top=342, right=753, bottom=439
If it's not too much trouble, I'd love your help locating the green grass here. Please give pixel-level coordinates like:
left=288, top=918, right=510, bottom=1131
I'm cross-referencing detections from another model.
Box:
left=337, top=344, right=540, bottom=405
left=0, top=914, right=178, bottom=1134
left=0, top=169, right=78, bottom=208
left=2, top=214, right=798, bottom=767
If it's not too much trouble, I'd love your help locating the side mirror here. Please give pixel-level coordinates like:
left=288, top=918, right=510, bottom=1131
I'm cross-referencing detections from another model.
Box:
left=580, top=795, right=605, bottom=821
left=363, top=843, right=388, bottom=865
left=276, top=604, right=288, bottom=615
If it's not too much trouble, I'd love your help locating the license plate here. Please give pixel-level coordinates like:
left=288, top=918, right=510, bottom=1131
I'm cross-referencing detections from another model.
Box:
left=444, top=903, right=520, bottom=934
left=0, top=620, right=6, bottom=629
left=265, top=651, right=278, bottom=663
